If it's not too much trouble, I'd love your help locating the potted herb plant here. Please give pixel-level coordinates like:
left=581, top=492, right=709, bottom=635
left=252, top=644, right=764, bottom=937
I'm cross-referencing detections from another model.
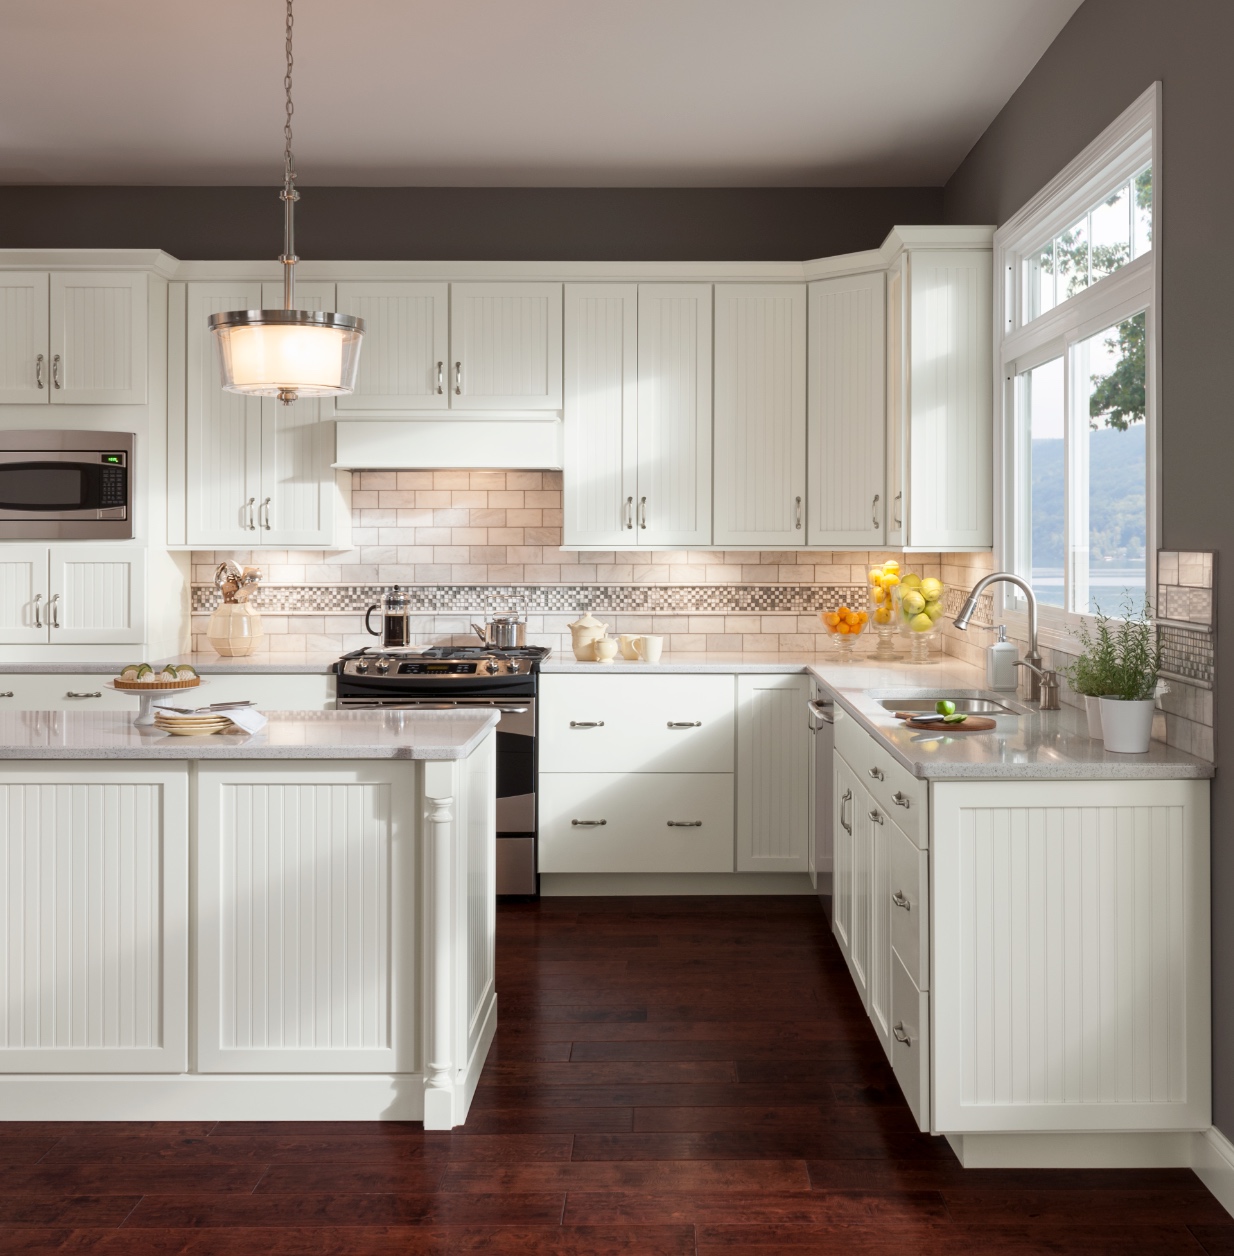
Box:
left=1063, top=610, right=1119, bottom=738
left=1097, top=600, right=1163, bottom=754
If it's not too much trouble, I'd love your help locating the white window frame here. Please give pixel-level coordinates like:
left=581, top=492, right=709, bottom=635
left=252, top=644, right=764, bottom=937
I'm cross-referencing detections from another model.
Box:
left=993, top=82, right=1161, bottom=649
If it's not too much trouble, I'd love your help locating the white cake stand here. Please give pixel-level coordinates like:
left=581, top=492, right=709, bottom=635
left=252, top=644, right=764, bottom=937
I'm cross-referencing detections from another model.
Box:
left=105, top=680, right=209, bottom=726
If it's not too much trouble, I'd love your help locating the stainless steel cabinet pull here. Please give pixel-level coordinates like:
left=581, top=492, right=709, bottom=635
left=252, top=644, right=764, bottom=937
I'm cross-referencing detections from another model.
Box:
left=569, top=720, right=605, bottom=728
left=245, top=497, right=256, bottom=530
left=893, top=1022, right=912, bottom=1046
left=624, top=496, right=634, bottom=530
left=892, top=791, right=910, bottom=808
left=868, top=766, right=884, bottom=781
left=66, top=691, right=102, bottom=699
left=667, top=720, right=701, bottom=729
left=35, top=354, right=44, bottom=389
left=892, top=890, right=911, bottom=911
left=48, top=594, right=60, bottom=629
left=795, top=496, right=802, bottom=530
left=639, top=496, right=647, bottom=529
left=893, top=490, right=903, bottom=527
left=872, top=493, right=880, bottom=528
left=436, top=361, right=444, bottom=394
left=839, top=787, right=853, bottom=835
left=495, top=706, right=530, bottom=714
left=868, top=808, right=883, bottom=824
left=32, top=593, right=42, bottom=629
left=571, top=819, right=606, bottom=827
left=52, top=354, right=62, bottom=389
left=0, top=692, right=13, bottom=698
left=667, top=820, right=702, bottom=827
left=807, top=699, right=835, bottom=728
left=454, top=361, right=462, bottom=395
left=260, top=497, right=272, bottom=530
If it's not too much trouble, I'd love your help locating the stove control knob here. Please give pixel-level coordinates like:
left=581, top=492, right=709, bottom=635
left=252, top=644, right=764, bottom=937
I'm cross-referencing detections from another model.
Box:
left=505, top=660, right=518, bottom=673
left=355, top=661, right=368, bottom=673
left=376, top=658, right=390, bottom=673
left=485, top=659, right=500, bottom=674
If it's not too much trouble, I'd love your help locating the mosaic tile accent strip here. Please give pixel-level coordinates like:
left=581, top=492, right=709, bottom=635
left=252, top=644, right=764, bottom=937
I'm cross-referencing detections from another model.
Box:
left=942, top=584, right=994, bottom=626
left=1158, top=550, right=1216, bottom=628
left=191, top=582, right=872, bottom=617
left=1159, top=623, right=1215, bottom=689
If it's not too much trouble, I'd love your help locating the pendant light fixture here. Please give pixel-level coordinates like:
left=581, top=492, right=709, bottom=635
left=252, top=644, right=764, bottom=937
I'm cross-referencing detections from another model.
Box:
left=209, top=0, right=363, bottom=404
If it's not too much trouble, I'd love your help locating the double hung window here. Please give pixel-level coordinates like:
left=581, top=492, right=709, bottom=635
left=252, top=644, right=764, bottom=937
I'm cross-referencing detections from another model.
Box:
left=995, top=85, right=1158, bottom=628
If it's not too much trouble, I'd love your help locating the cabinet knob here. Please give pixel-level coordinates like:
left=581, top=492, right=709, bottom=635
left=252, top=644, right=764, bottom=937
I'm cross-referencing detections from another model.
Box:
left=867, top=808, right=884, bottom=824
left=892, top=791, right=910, bottom=808
left=892, top=890, right=911, bottom=911
left=868, top=766, right=884, bottom=781
left=893, top=1021, right=913, bottom=1047
left=0, top=691, right=13, bottom=699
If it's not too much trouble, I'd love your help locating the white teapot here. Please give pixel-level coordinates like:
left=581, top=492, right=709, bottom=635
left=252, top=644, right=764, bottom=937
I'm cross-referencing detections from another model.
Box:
left=567, top=611, right=609, bottom=661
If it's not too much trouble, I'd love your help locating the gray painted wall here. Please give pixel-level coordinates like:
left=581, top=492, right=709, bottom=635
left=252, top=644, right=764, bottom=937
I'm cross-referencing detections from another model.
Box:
left=944, top=0, right=1233, bottom=1137
left=0, top=185, right=942, bottom=262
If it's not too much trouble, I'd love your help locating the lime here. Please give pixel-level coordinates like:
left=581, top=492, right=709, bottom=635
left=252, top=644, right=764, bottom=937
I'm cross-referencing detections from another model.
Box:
left=936, top=699, right=956, bottom=716
left=901, top=573, right=922, bottom=589
left=909, top=612, right=934, bottom=633
left=943, top=712, right=967, bottom=724
left=920, top=577, right=943, bottom=601
left=925, top=600, right=945, bottom=622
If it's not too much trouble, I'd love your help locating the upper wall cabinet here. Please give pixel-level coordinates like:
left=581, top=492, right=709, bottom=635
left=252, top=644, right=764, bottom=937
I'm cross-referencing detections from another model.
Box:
left=0, top=271, right=147, bottom=405
left=807, top=272, right=886, bottom=547
left=332, top=281, right=562, bottom=413
left=713, top=284, right=806, bottom=547
left=887, top=248, right=993, bottom=550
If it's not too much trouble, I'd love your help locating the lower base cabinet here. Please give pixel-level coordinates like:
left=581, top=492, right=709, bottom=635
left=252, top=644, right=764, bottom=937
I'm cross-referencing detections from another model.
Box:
left=890, top=947, right=930, bottom=1129
left=540, top=772, right=734, bottom=873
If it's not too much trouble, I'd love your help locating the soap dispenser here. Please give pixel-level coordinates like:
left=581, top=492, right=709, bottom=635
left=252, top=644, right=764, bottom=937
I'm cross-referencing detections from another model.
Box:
left=986, top=625, right=1019, bottom=691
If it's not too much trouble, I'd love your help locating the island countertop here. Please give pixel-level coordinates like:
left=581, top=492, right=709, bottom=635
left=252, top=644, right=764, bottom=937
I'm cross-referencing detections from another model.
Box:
left=0, top=709, right=498, bottom=760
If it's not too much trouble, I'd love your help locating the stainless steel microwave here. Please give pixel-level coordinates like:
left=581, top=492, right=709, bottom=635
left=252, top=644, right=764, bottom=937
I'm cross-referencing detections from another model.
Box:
left=0, top=430, right=133, bottom=539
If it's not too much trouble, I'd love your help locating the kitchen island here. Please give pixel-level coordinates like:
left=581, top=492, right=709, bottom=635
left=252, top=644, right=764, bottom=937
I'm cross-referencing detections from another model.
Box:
left=0, top=710, right=499, bottom=1129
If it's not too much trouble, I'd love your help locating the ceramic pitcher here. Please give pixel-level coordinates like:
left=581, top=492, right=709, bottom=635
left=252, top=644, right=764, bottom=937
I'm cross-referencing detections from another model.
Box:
left=567, top=612, right=608, bottom=661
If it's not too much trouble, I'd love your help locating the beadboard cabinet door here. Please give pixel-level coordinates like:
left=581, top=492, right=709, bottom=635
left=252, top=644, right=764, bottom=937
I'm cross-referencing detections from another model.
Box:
left=184, top=282, right=264, bottom=546
left=867, top=797, right=892, bottom=1059
left=885, top=260, right=906, bottom=546
left=334, top=282, right=449, bottom=411
left=713, top=284, right=807, bottom=546
left=50, top=272, right=148, bottom=405
left=736, top=673, right=810, bottom=873
left=832, top=754, right=857, bottom=966
left=563, top=284, right=638, bottom=547
left=47, top=545, right=146, bottom=645
left=449, top=282, right=563, bottom=410
left=195, top=762, right=417, bottom=1074
left=0, top=272, right=50, bottom=403
left=807, top=271, right=886, bottom=546
left=636, top=284, right=713, bottom=546
left=0, top=765, right=189, bottom=1074
left=0, top=545, right=48, bottom=645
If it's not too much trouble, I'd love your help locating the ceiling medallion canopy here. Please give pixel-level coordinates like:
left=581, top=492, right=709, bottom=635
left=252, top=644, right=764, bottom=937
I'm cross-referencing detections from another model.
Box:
left=208, top=0, right=363, bottom=405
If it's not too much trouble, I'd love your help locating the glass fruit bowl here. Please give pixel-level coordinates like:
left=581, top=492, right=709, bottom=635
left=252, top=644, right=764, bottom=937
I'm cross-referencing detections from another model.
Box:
left=867, top=561, right=902, bottom=659
left=820, top=603, right=869, bottom=654
left=891, top=575, right=947, bottom=664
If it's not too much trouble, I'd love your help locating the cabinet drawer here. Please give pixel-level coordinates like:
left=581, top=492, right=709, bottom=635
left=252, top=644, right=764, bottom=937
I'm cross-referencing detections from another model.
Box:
left=891, top=948, right=930, bottom=1133
left=540, top=675, right=735, bottom=773
left=0, top=675, right=131, bottom=711
left=836, top=711, right=926, bottom=847
left=540, top=772, right=734, bottom=873
left=888, top=819, right=929, bottom=989
left=197, top=673, right=335, bottom=711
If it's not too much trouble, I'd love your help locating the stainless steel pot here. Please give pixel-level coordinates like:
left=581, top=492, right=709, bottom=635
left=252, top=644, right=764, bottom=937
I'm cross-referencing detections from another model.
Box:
left=472, top=614, right=527, bottom=649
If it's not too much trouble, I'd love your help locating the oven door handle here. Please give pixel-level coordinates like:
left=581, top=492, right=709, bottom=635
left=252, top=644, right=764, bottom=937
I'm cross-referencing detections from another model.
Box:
left=342, top=700, right=530, bottom=714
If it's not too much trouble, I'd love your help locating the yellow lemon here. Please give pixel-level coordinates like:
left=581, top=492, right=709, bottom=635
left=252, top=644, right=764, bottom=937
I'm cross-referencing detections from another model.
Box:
left=921, top=577, right=943, bottom=601
left=874, top=607, right=892, bottom=624
left=883, top=560, right=900, bottom=572
left=881, top=573, right=900, bottom=589
left=900, top=590, right=926, bottom=616
left=872, top=587, right=886, bottom=605
left=900, top=572, right=922, bottom=589
left=925, top=600, right=945, bottom=622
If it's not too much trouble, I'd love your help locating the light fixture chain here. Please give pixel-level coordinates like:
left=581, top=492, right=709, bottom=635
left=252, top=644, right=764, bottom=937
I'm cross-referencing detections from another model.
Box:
left=283, top=0, right=296, bottom=185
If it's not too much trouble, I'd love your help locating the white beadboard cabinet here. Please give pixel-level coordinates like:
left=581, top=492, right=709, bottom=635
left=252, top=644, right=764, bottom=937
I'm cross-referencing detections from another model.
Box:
left=0, top=271, right=147, bottom=405
left=562, top=283, right=712, bottom=547
left=0, top=545, right=145, bottom=646
left=886, top=247, right=993, bottom=550
left=450, top=282, right=563, bottom=410
left=735, top=673, right=810, bottom=872
left=0, top=764, right=189, bottom=1074
left=807, top=272, right=886, bottom=546
left=334, top=282, right=450, bottom=411
left=181, top=281, right=344, bottom=549
left=831, top=753, right=857, bottom=968
left=713, top=284, right=807, bottom=546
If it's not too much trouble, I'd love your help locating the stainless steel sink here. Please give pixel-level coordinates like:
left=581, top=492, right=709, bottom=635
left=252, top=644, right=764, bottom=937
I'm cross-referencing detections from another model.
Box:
left=878, top=697, right=1018, bottom=716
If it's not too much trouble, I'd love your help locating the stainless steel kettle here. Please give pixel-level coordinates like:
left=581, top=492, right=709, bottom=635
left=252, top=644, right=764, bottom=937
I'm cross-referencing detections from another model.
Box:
left=365, top=585, right=412, bottom=648
left=472, top=598, right=527, bottom=649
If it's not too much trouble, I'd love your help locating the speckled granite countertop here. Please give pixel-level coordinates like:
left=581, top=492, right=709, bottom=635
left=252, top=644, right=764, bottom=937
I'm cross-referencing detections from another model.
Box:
left=0, top=653, right=343, bottom=675
left=0, top=709, right=498, bottom=760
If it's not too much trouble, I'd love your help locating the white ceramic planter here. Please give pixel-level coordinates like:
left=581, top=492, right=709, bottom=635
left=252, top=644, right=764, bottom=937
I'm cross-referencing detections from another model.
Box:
left=207, top=602, right=265, bottom=657
left=1098, top=696, right=1155, bottom=754
left=1084, top=694, right=1105, bottom=740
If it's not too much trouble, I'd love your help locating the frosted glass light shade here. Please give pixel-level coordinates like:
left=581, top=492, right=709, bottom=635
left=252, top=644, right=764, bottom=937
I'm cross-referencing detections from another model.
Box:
left=208, top=309, right=364, bottom=400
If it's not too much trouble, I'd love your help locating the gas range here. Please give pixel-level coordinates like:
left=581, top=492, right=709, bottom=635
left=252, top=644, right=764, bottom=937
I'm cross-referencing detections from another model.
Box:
left=336, top=644, right=549, bottom=683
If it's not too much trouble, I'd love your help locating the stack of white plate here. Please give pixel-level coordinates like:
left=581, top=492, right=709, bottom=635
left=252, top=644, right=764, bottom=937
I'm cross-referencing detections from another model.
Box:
left=153, top=709, right=237, bottom=737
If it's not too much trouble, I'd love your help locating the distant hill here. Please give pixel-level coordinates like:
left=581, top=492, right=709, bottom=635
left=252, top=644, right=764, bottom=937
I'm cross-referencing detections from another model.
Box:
left=1032, top=424, right=1146, bottom=566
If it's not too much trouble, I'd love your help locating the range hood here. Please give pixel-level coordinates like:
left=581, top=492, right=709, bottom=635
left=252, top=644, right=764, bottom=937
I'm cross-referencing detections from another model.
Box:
left=334, top=419, right=562, bottom=471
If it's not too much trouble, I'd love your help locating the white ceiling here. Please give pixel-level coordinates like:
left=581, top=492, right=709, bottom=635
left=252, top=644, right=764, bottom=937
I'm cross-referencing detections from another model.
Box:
left=0, top=0, right=1082, bottom=187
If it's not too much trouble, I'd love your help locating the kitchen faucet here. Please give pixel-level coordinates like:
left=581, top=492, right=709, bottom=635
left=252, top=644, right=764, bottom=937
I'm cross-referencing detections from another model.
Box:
left=953, top=572, right=1060, bottom=709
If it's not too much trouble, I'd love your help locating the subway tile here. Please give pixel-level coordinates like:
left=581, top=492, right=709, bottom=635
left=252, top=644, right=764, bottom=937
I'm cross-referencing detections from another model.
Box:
left=489, top=490, right=526, bottom=507
left=705, top=634, right=742, bottom=651
left=469, top=471, right=507, bottom=490
left=487, top=565, right=525, bottom=583
left=433, top=546, right=471, bottom=564
left=670, top=634, right=707, bottom=652
left=414, top=565, right=452, bottom=582
left=359, top=509, right=397, bottom=527
left=742, top=565, right=778, bottom=582
left=468, top=546, right=508, bottom=564
left=394, top=509, right=433, bottom=526
left=350, top=490, right=380, bottom=509
left=358, top=471, right=396, bottom=490
left=704, top=565, right=743, bottom=583
left=507, top=546, right=543, bottom=563
left=432, top=508, right=471, bottom=527
left=488, top=528, right=526, bottom=545
left=597, top=565, right=634, bottom=582
left=560, top=565, right=598, bottom=582
left=451, top=565, right=488, bottom=582
left=415, top=489, right=452, bottom=508
left=525, top=527, right=560, bottom=545
left=471, top=509, right=508, bottom=528
left=377, top=490, right=419, bottom=508
left=396, top=470, right=434, bottom=490
left=411, top=527, right=451, bottom=544
left=508, top=509, right=544, bottom=527
left=433, top=470, right=471, bottom=489
left=450, top=528, right=489, bottom=545
left=669, top=565, right=708, bottom=583
left=525, top=490, right=562, bottom=508
left=505, top=471, right=543, bottom=490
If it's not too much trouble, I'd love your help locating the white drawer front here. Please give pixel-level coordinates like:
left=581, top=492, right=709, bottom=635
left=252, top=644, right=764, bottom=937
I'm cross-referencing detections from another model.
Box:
left=836, top=709, right=925, bottom=847
left=891, top=947, right=930, bottom=1133
left=0, top=673, right=335, bottom=713
left=540, top=772, right=734, bottom=872
left=197, top=673, right=335, bottom=711
left=888, top=818, right=929, bottom=989
left=0, top=675, right=130, bottom=711
left=540, top=674, right=735, bottom=773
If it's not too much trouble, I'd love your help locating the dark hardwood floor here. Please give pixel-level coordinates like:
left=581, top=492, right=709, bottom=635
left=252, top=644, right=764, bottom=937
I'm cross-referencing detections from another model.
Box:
left=1, top=894, right=1230, bottom=1254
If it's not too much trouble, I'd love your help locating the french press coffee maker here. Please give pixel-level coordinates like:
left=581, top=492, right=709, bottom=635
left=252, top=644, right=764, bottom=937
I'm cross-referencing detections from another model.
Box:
left=365, top=585, right=412, bottom=648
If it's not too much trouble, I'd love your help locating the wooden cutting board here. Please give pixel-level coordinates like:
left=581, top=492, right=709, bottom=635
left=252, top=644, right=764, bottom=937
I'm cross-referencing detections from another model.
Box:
left=893, top=712, right=998, bottom=732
